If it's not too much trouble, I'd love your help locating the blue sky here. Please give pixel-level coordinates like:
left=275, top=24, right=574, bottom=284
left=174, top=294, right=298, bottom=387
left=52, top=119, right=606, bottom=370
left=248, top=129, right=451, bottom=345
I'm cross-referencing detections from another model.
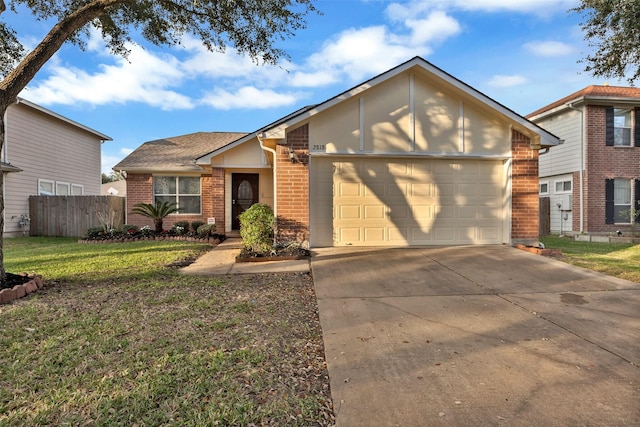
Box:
left=4, top=0, right=621, bottom=173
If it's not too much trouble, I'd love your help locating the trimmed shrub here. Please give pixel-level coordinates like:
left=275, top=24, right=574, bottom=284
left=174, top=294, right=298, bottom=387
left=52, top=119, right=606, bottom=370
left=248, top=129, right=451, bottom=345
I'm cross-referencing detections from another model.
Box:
left=121, top=224, right=139, bottom=234
left=239, top=203, right=274, bottom=254
left=87, top=226, right=105, bottom=238
left=191, top=221, right=206, bottom=233
left=196, top=223, right=217, bottom=237
left=172, top=220, right=190, bottom=235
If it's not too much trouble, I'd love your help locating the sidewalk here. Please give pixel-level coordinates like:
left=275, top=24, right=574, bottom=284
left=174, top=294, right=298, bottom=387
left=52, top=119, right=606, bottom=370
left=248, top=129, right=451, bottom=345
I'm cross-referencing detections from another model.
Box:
left=179, top=238, right=310, bottom=275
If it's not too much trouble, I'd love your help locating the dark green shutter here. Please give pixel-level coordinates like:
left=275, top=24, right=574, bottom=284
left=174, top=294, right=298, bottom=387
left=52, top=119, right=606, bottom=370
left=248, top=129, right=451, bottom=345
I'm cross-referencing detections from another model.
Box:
left=635, top=179, right=640, bottom=223
left=605, top=179, right=615, bottom=224
left=605, top=107, right=614, bottom=146
left=635, top=108, right=640, bottom=147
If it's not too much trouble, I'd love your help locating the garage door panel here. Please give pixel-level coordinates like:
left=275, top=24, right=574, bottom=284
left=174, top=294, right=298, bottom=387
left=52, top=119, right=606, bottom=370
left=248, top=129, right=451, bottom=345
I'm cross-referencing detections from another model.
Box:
left=388, top=228, right=409, bottom=242
left=338, top=182, right=361, bottom=197
left=311, top=158, right=505, bottom=247
left=411, top=183, right=433, bottom=197
left=364, top=205, right=385, bottom=219
left=412, top=205, right=434, bottom=219
left=339, top=205, right=361, bottom=220
left=364, top=228, right=385, bottom=243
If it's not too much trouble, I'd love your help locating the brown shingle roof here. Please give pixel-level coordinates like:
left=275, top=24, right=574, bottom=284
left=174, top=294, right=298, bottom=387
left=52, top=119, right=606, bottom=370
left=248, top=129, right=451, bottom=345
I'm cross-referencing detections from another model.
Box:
left=114, top=131, right=247, bottom=171
left=527, top=85, right=640, bottom=118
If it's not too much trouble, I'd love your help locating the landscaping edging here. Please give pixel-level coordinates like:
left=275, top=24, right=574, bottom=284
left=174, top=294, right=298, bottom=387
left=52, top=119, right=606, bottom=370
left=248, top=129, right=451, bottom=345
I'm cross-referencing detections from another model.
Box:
left=0, top=275, right=44, bottom=304
left=514, top=244, right=562, bottom=257
left=235, top=255, right=310, bottom=263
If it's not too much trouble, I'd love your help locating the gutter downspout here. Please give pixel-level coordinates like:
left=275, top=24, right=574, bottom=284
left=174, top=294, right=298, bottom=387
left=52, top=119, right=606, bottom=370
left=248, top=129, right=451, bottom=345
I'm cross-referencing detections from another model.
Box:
left=257, top=133, right=277, bottom=245
left=567, top=102, right=585, bottom=233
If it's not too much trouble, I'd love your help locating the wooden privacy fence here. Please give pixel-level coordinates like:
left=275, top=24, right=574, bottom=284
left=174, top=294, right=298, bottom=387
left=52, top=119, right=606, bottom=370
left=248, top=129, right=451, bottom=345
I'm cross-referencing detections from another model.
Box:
left=29, top=195, right=125, bottom=237
left=539, top=197, right=550, bottom=236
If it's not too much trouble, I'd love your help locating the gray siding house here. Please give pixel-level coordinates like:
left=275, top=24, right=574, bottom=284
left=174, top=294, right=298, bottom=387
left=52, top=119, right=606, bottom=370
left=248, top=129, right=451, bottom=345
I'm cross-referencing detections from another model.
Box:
left=2, top=98, right=111, bottom=236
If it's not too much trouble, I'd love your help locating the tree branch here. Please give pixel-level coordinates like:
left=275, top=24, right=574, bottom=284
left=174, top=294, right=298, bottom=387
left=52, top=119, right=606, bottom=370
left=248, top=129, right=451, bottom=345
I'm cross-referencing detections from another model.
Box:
left=0, top=0, right=6, bottom=15
left=0, top=0, right=126, bottom=103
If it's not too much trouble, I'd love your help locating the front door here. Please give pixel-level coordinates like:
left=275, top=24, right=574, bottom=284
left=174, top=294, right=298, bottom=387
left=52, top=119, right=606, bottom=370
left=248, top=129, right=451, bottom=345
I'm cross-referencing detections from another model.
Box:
left=232, top=173, right=259, bottom=230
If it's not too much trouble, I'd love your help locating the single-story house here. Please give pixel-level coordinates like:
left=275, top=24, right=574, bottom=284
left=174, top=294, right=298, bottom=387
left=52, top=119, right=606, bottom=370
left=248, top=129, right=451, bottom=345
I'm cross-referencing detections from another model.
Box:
left=115, top=56, right=561, bottom=247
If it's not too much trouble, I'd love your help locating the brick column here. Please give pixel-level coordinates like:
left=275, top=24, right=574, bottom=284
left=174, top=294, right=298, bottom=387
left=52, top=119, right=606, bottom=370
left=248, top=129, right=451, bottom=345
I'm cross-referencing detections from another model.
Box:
left=276, top=124, right=310, bottom=243
left=212, top=167, right=225, bottom=233
left=125, top=173, right=153, bottom=228
left=511, top=130, right=539, bottom=243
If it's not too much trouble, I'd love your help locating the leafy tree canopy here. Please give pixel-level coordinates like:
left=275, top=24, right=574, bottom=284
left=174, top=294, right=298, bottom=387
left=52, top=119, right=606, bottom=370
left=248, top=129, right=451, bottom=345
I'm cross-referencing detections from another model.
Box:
left=573, top=0, right=640, bottom=84
left=0, top=0, right=317, bottom=100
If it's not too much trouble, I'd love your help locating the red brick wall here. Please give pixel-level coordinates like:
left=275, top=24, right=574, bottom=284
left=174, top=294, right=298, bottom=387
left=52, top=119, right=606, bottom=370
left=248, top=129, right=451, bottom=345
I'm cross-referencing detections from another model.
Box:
left=125, top=172, right=218, bottom=232
left=125, top=173, right=153, bottom=228
left=276, top=124, right=310, bottom=243
left=211, top=168, right=225, bottom=233
left=584, top=105, right=640, bottom=232
left=511, top=130, right=540, bottom=242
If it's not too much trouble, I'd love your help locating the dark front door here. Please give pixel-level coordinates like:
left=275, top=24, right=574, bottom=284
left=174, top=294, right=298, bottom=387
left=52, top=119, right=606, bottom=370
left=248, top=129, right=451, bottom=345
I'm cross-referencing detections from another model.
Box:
left=232, top=173, right=259, bottom=230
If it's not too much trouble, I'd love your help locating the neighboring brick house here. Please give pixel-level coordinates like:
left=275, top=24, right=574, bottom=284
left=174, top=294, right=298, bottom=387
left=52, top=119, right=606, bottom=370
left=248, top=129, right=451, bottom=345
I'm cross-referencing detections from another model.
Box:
left=528, top=86, right=640, bottom=235
left=3, top=98, right=111, bottom=236
left=115, top=56, right=560, bottom=247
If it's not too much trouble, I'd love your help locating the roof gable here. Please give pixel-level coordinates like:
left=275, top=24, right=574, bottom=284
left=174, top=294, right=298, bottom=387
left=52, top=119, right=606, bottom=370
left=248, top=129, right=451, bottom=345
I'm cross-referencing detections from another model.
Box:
left=256, top=56, right=560, bottom=148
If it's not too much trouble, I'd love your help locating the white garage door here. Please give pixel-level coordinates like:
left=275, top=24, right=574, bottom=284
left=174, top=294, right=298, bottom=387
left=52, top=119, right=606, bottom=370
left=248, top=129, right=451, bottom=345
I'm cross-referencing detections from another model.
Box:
left=310, top=158, right=506, bottom=246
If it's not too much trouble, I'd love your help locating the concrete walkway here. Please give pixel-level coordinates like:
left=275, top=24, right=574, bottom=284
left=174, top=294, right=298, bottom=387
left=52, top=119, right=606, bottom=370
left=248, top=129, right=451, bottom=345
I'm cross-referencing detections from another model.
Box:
left=311, top=245, right=640, bottom=426
left=180, top=238, right=310, bottom=275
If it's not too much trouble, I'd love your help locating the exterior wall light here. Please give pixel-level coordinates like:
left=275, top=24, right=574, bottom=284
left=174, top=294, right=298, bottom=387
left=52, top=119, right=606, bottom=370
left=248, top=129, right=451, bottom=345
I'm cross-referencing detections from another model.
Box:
left=289, top=148, right=296, bottom=163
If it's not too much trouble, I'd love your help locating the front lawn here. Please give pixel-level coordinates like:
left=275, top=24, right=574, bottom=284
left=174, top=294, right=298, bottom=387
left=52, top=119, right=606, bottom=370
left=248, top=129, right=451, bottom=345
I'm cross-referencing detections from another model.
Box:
left=0, top=238, right=333, bottom=426
left=540, top=235, right=640, bottom=283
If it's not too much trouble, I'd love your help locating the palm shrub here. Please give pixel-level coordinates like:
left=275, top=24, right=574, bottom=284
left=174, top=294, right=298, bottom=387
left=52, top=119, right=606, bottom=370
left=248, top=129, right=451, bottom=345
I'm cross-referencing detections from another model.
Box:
left=131, top=201, right=180, bottom=233
left=239, top=203, right=274, bottom=254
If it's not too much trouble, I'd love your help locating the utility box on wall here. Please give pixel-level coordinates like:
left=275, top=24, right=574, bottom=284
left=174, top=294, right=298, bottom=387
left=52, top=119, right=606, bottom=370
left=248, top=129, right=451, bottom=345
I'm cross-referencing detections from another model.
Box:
left=557, top=194, right=572, bottom=211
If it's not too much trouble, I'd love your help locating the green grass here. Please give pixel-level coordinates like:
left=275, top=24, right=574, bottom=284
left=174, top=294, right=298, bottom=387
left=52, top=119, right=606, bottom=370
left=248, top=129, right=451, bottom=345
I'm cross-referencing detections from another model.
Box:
left=0, top=237, right=333, bottom=426
left=540, top=235, right=640, bottom=283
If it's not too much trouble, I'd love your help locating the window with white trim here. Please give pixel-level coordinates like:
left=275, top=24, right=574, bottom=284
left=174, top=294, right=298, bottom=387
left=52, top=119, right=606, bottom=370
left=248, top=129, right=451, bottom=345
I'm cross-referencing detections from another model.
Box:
left=154, top=176, right=201, bottom=214
left=71, top=184, right=84, bottom=195
left=539, top=182, right=549, bottom=195
left=56, top=182, right=70, bottom=196
left=555, top=180, right=571, bottom=193
left=38, top=179, right=54, bottom=195
left=614, top=109, right=632, bottom=146
left=614, top=178, right=632, bottom=223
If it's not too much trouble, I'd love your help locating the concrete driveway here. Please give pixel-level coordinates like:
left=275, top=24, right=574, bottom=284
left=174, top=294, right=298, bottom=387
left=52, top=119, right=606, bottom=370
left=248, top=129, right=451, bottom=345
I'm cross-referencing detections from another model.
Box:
left=310, top=245, right=640, bottom=426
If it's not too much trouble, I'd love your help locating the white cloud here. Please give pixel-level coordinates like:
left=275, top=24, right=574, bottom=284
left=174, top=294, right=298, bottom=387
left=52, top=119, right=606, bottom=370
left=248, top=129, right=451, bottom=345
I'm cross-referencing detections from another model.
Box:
left=199, top=86, right=299, bottom=110
left=524, top=40, right=575, bottom=57
left=405, top=10, right=462, bottom=45
left=24, top=43, right=193, bottom=110
left=487, top=74, right=528, bottom=87
left=387, top=0, right=576, bottom=16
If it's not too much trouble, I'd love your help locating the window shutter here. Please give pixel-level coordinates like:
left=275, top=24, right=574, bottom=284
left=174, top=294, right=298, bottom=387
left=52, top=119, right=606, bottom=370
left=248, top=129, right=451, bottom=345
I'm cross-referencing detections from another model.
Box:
left=635, top=179, right=640, bottom=223
left=605, top=107, right=614, bottom=146
left=635, top=108, right=640, bottom=147
left=605, top=179, right=615, bottom=224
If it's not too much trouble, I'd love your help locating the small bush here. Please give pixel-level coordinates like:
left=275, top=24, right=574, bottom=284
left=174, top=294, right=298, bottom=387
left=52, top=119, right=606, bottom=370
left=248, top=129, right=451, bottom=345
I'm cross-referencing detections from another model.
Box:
left=121, top=224, right=139, bottom=234
left=239, top=203, right=274, bottom=254
left=197, top=223, right=217, bottom=237
left=191, top=221, right=205, bottom=233
left=172, top=220, right=190, bottom=235
left=86, top=226, right=105, bottom=238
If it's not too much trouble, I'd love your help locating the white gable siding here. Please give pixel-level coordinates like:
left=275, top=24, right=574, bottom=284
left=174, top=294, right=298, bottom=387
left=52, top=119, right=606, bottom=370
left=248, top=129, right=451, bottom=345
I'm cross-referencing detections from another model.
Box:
left=3, top=103, right=103, bottom=236
left=309, top=70, right=512, bottom=157
left=537, top=109, right=582, bottom=177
